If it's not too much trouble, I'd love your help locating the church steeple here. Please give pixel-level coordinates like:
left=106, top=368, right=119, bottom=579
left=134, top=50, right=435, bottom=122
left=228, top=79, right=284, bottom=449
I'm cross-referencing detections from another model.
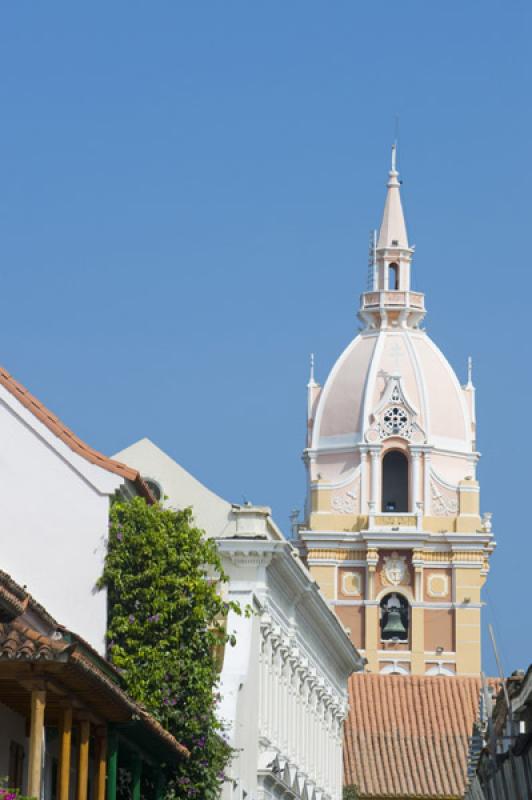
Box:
left=299, top=147, right=494, bottom=678
left=377, top=143, right=409, bottom=251
left=359, top=145, right=425, bottom=331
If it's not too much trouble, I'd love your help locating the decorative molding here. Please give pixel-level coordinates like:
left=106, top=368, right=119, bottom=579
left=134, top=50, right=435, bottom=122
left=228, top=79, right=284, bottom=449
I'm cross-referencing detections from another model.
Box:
left=422, top=551, right=452, bottom=562
left=228, top=551, right=273, bottom=568
left=427, top=573, right=449, bottom=598
left=306, top=548, right=366, bottom=561
left=382, top=551, right=410, bottom=587
left=365, top=374, right=426, bottom=444
left=431, top=482, right=458, bottom=517
left=341, top=572, right=362, bottom=597
left=481, top=512, right=493, bottom=533
left=451, top=551, right=483, bottom=562
left=331, top=489, right=357, bottom=514
left=430, top=469, right=459, bottom=517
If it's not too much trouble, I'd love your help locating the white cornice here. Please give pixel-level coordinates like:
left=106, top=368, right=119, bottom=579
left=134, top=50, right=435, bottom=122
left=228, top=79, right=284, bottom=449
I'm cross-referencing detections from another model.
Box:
left=216, top=537, right=363, bottom=676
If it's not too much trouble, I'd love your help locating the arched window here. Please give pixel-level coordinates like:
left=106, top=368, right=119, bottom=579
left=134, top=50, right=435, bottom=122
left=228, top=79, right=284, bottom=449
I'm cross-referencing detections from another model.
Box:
left=382, top=450, right=409, bottom=512
left=380, top=593, right=409, bottom=642
left=388, top=262, right=399, bottom=290
left=380, top=663, right=409, bottom=675
left=425, top=665, right=455, bottom=677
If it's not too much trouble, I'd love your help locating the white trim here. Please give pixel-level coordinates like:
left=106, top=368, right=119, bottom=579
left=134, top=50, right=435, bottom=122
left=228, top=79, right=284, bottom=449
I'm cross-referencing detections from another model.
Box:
left=425, top=664, right=455, bottom=676
left=312, top=331, right=378, bottom=451
left=311, top=464, right=361, bottom=491
left=331, top=599, right=365, bottom=607
left=380, top=663, right=409, bottom=675
left=430, top=467, right=459, bottom=492
left=404, top=329, right=431, bottom=437
left=0, top=387, right=125, bottom=496
left=360, top=330, right=386, bottom=438
left=423, top=335, right=473, bottom=450
left=375, top=586, right=414, bottom=603
left=308, top=560, right=367, bottom=567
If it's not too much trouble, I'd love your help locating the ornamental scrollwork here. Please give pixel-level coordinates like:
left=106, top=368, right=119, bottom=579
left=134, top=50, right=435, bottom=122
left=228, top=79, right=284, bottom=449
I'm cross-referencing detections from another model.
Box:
left=331, top=490, right=357, bottom=514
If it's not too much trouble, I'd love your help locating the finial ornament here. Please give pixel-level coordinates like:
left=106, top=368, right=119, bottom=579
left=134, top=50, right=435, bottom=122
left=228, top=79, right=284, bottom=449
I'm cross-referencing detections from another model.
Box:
left=308, top=352, right=316, bottom=386
left=391, top=142, right=397, bottom=173
left=467, top=356, right=473, bottom=387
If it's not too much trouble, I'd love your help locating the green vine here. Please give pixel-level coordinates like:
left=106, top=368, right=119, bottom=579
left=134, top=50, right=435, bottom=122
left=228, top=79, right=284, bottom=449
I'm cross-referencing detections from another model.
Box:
left=343, top=786, right=360, bottom=800
left=98, top=497, right=241, bottom=799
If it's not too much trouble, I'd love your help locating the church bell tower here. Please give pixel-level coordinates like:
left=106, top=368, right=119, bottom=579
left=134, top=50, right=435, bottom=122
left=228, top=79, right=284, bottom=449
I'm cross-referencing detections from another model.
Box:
left=298, top=147, right=495, bottom=676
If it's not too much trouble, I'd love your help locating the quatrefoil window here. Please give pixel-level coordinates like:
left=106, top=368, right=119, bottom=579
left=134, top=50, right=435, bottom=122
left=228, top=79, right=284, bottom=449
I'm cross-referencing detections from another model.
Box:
left=382, top=406, right=409, bottom=435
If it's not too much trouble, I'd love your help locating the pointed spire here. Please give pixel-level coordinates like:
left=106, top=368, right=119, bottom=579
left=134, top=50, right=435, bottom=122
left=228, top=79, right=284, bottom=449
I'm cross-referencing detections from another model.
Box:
left=308, top=353, right=317, bottom=387
left=466, top=356, right=474, bottom=388
left=377, top=143, right=409, bottom=250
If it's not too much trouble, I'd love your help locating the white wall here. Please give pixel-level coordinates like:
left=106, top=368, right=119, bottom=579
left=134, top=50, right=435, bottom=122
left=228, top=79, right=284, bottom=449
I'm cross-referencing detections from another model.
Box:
left=0, top=390, right=123, bottom=653
left=218, top=525, right=360, bottom=800
left=113, top=438, right=232, bottom=538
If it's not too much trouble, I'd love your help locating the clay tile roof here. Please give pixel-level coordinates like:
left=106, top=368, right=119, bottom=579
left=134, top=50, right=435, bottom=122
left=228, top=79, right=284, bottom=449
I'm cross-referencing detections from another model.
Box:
left=0, top=618, right=71, bottom=660
left=0, top=585, right=27, bottom=618
left=0, top=615, right=188, bottom=759
left=0, top=366, right=154, bottom=502
left=344, top=674, right=484, bottom=799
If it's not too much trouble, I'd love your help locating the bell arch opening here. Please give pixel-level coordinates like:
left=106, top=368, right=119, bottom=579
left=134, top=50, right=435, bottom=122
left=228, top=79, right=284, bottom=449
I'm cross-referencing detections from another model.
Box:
left=382, top=450, right=409, bottom=512
left=388, top=262, right=399, bottom=290
left=380, top=593, right=409, bottom=643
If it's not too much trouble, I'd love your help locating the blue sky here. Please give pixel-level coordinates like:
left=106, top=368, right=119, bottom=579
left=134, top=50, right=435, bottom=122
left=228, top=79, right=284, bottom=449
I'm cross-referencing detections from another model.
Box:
left=0, top=1, right=529, bottom=675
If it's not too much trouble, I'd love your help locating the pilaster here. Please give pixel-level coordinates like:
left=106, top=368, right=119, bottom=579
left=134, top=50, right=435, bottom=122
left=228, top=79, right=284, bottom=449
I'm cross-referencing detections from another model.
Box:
left=364, top=547, right=379, bottom=671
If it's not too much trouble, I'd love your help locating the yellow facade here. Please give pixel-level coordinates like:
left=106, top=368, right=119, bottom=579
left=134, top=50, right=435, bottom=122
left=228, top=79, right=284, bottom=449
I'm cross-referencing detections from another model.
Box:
left=298, top=150, right=495, bottom=677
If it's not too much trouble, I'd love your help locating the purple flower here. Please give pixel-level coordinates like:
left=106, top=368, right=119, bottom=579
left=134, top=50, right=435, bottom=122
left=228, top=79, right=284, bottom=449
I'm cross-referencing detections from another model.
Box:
left=128, top=614, right=135, bottom=624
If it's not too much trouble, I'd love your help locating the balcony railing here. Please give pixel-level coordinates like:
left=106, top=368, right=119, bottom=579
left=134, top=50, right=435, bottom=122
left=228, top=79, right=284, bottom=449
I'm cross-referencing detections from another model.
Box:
left=361, top=290, right=425, bottom=310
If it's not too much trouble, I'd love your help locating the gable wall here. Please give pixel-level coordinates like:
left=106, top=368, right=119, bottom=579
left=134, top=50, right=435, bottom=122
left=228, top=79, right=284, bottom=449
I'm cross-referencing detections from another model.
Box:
left=0, top=399, right=121, bottom=652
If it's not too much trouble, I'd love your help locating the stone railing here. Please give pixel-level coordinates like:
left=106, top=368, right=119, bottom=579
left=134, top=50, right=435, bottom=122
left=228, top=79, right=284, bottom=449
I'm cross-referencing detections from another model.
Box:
left=361, top=290, right=425, bottom=310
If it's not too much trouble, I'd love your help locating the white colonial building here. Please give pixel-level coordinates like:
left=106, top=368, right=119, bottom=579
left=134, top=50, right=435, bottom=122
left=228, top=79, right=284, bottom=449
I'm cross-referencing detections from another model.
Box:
left=0, top=367, right=151, bottom=654
left=115, top=438, right=363, bottom=800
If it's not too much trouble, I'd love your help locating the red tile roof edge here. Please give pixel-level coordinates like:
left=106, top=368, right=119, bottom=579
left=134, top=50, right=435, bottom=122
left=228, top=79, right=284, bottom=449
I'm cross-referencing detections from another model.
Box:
left=70, top=650, right=189, bottom=758
left=0, top=569, right=59, bottom=627
left=0, top=572, right=188, bottom=760
left=344, top=674, right=486, bottom=799
left=356, top=795, right=461, bottom=800
left=0, top=366, right=154, bottom=503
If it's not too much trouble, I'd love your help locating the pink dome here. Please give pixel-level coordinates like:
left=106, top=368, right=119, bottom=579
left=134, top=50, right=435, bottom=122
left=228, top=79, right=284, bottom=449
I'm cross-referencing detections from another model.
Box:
left=312, top=329, right=472, bottom=454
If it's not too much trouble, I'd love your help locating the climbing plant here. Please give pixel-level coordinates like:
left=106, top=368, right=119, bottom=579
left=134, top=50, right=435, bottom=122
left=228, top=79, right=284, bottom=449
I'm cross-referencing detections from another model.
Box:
left=343, top=787, right=360, bottom=800
left=0, top=784, right=35, bottom=800
left=98, top=496, right=241, bottom=799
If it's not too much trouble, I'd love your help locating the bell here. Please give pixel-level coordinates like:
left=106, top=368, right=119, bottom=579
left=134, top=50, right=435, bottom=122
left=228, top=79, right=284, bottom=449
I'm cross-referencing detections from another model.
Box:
left=382, top=608, right=407, bottom=639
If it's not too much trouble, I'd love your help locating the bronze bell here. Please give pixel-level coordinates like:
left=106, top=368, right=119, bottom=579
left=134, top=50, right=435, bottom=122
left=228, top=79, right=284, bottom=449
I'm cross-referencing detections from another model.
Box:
left=382, top=608, right=407, bottom=639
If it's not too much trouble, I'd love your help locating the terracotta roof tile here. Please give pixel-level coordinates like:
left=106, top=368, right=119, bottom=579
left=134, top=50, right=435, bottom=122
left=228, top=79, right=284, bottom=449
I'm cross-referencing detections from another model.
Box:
left=0, top=569, right=58, bottom=626
left=0, top=618, right=71, bottom=660
left=0, top=366, right=154, bottom=502
left=0, top=615, right=188, bottom=759
left=344, top=674, right=483, bottom=799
